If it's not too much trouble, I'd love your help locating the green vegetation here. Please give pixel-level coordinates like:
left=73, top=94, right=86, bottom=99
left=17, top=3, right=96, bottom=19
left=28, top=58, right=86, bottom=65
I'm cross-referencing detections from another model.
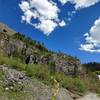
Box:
left=13, top=32, right=48, bottom=52
left=13, top=33, right=36, bottom=46
left=0, top=50, right=100, bottom=95
left=26, top=64, right=86, bottom=93
left=0, top=65, right=33, bottom=100
left=0, top=31, right=100, bottom=98
left=54, top=72, right=86, bottom=93
left=0, top=81, right=33, bottom=100
left=0, top=51, right=86, bottom=94
left=0, top=54, right=26, bottom=70
left=83, top=62, right=100, bottom=72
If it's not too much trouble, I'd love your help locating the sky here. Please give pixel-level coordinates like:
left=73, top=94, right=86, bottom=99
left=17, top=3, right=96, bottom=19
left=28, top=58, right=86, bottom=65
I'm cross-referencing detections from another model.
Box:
left=0, top=0, right=100, bottom=63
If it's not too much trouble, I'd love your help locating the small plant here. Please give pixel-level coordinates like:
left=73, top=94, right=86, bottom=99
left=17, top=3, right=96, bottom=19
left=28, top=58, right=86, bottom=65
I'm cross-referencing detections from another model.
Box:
left=0, top=53, right=26, bottom=70
left=73, top=78, right=86, bottom=93
left=51, top=76, right=60, bottom=100
left=51, top=96, right=55, bottom=100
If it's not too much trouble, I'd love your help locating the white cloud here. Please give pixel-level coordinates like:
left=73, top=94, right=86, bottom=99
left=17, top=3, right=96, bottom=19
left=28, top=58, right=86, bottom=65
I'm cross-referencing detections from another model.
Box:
left=75, top=0, right=100, bottom=9
left=21, top=10, right=34, bottom=23
left=19, top=1, right=30, bottom=12
left=19, top=0, right=67, bottom=35
left=35, top=19, right=57, bottom=36
left=58, top=0, right=71, bottom=5
left=59, top=20, right=66, bottom=27
left=19, top=0, right=100, bottom=35
left=68, top=11, right=76, bottom=17
left=79, top=17, right=100, bottom=53
left=59, top=0, right=100, bottom=9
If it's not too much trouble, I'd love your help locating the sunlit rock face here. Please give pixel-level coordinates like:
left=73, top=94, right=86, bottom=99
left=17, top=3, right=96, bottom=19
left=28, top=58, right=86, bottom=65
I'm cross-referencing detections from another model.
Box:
left=52, top=53, right=80, bottom=75
left=0, top=23, right=81, bottom=76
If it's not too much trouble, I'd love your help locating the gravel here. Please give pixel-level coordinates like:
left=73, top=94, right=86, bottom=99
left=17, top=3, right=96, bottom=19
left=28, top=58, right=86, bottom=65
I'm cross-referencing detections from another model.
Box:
left=77, top=93, right=100, bottom=100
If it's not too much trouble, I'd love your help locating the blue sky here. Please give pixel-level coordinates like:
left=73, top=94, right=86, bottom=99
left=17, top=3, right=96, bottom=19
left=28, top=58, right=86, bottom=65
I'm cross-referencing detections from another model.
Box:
left=0, top=0, right=100, bottom=63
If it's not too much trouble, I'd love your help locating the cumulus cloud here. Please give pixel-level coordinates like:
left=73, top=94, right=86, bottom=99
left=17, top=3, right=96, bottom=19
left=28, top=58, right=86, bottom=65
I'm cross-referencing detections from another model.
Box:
left=58, top=0, right=70, bottom=5
left=79, top=17, right=100, bottom=53
left=35, top=19, right=57, bottom=36
left=59, top=20, right=66, bottom=27
left=19, top=0, right=66, bottom=35
left=59, top=0, right=100, bottom=9
left=19, top=0, right=100, bottom=35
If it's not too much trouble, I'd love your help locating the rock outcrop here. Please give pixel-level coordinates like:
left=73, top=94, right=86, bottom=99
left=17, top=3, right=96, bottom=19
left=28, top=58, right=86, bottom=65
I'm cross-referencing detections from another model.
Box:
left=0, top=64, right=74, bottom=100
left=0, top=25, right=81, bottom=76
left=0, top=23, right=15, bottom=35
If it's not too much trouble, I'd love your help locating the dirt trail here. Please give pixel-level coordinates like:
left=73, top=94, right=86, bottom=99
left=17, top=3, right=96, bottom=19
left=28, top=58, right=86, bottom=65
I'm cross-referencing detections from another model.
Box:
left=77, top=93, right=100, bottom=100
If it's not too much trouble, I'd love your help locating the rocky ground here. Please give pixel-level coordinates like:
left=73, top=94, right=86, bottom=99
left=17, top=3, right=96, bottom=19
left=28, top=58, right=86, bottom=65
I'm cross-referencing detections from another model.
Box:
left=77, top=93, right=100, bottom=100
left=0, top=65, right=100, bottom=100
left=0, top=64, right=75, bottom=100
left=0, top=23, right=100, bottom=100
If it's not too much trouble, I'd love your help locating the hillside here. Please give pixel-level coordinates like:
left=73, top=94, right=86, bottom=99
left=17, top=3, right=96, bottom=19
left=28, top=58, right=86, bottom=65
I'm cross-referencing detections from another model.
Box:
left=0, top=23, right=15, bottom=35
left=0, top=23, right=100, bottom=100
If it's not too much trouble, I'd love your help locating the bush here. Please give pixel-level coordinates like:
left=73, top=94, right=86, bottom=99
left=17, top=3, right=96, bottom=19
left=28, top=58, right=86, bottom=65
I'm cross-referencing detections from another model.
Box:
left=73, top=78, right=86, bottom=92
left=0, top=53, right=26, bottom=70
left=48, top=62, right=56, bottom=74
left=13, top=33, right=48, bottom=52
left=54, top=72, right=86, bottom=93
left=0, top=51, right=92, bottom=94
left=25, top=64, right=51, bottom=81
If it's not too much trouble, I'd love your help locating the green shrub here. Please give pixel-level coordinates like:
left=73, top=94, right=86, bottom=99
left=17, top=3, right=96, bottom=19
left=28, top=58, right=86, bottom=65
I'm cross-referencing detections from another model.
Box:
left=0, top=51, right=91, bottom=94
left=13, top=33, right=48, bottom=52
left=48, top=62, right=56, bottom=74
left=54, top=72, right=86, bottom=93
left=25, top=64, right=51, bottom=81
left=73, top=78, right=86, bottom=93
left=26, top=64, right=86, bottom=93
left=0, top=54, right=26, bottom=70
left=96, top=89, right=100, bottom=96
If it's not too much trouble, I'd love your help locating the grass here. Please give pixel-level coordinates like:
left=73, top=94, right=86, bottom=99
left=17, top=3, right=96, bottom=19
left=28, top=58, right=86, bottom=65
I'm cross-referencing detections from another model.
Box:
left=54, top=72, right=86, bottom=93
left=0, top=57, right=33, bottom=100
left=0, top=51, right=99, bottom=95
left=0, top=82, right=33, bottom=100
left=0, top=52, right=26, bottom=70
left=25, top=64, right=86, bottom=93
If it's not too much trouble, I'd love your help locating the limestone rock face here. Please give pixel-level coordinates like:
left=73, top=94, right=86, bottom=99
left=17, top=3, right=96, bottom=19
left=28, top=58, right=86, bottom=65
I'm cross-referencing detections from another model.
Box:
left=52, top=53, right=80, bottom=75
left=0, top=31, right=80, bottom=75
left=0, top=23, right=82, bottom=100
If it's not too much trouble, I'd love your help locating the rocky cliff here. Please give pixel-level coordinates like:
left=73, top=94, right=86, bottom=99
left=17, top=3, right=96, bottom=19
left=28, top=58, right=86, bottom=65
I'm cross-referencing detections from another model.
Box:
left=0, top=25, right=80, bottom=76
left=0, top=23, right=100, bottom=100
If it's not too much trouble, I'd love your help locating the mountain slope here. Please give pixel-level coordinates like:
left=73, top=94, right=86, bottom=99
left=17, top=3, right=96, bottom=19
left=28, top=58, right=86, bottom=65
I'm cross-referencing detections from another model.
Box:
left=0, top=25, right=80, bottom=76
left=0, top=64, right=74, bottom=100
left=0, top=23, right=15, bottom=35
left=0, top=22, right=100, bottom=100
